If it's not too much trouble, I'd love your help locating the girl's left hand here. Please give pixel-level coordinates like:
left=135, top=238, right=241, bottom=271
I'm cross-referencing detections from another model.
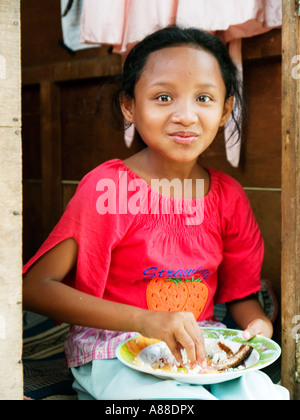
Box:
left=242, top=318, right=273, bottom=341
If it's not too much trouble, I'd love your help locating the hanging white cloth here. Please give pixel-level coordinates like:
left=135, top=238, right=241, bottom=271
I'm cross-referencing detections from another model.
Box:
left=225, top=39, right=243, bottom=168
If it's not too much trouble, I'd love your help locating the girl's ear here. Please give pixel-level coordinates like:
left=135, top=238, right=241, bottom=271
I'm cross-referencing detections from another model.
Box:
left=119, top=93, right=135, bottom=124
left=219, top=96, right=234, bottom=127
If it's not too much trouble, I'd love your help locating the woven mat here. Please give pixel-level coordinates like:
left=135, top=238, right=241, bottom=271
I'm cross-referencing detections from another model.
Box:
left=23, top=312, right=77, bottom=400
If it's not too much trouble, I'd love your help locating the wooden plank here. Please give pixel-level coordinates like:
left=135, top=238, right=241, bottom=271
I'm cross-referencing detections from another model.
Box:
left=242, top=29, right=282, bottom=61
left=281, top=0, right=300, bottom=400
left=22, top=54, right=122, bottom=85
left=21, top=31, right=282, bottom=87
left=0, top=0, right=21, bottom=126
left=40, top=81, right=63, bottom=237
left=245, top=190, right=281, bottom=297
left=0, top=129, right=23, bottom=400
left=60, top=78, right=144, bottom=180
left=0, top=0, right=23, bottom=400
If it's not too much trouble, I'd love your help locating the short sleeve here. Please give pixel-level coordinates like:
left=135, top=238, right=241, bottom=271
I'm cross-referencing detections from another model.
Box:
left=23, top=160, right=135, bottom=298
left=214, top=176, right=264, bottom=304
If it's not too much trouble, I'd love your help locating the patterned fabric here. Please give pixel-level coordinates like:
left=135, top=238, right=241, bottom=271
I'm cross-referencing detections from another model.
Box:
left=65, top=320, right=226, bottom=368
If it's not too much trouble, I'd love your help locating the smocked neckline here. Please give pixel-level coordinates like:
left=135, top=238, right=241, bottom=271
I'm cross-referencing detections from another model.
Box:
left=115, top=159, right=218, bottom=204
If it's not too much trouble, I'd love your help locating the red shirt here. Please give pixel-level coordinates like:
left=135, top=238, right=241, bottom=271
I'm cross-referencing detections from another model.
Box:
left=23, top=159, right=263, bottom=322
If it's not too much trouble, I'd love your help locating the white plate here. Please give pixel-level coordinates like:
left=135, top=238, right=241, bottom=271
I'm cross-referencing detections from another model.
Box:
left=116, top=328, right=281, bottom=385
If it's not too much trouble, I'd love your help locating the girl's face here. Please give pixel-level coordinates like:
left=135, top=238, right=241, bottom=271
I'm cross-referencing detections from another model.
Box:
left=121, top=46, right=233, bottom=164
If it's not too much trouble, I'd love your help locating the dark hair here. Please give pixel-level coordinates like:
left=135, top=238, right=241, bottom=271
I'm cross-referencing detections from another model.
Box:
left=112, top=25, right=245, bottom=144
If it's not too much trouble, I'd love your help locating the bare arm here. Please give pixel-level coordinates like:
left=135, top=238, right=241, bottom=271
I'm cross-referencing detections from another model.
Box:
left=227, top=295, right=273, bottom=340
left=23, top=238, right=144, bottom=331
left=23, top=238, right=205, bottom=366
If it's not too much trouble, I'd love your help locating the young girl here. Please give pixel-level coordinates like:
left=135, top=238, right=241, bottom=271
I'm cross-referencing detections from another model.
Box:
left=23, top=26, right=287, bottom=400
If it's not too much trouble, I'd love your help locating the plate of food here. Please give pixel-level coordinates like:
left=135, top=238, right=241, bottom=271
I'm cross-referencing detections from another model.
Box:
left=116, top=328, right=281, bottom=385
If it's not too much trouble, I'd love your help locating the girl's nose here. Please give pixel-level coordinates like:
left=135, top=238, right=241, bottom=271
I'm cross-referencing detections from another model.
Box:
left=171, top=102, right=198, bottom=126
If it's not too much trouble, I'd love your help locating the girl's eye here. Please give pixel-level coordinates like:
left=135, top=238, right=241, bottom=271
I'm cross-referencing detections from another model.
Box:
left=198, top=95, right=211, bottom=103
left=157, top=95, right=172, bottom=102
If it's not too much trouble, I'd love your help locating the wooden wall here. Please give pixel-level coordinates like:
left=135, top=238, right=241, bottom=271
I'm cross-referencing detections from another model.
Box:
left=0, top=0, right=23, bottom=400
left=21, top=2, right=282, bottom=332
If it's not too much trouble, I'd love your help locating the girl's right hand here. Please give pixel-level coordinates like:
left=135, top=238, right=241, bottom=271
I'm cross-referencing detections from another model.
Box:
left=138, top=310, right=206, bottom=368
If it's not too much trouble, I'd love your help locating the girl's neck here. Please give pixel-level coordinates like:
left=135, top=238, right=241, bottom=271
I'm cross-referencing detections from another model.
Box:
left=124, top=148, right=210, bottom=198
left=125, top=148, right=197, bottom=179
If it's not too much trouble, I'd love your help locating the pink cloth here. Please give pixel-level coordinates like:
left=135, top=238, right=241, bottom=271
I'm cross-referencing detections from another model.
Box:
left=23, top=159, right=264, bottom=367
left=80, top=0, right=177, bottom=53
left=80, top=0, right=281, bottom=52
left=176, top=0, right=282, bottom=42
left=80, top=0, right=281, bottom=167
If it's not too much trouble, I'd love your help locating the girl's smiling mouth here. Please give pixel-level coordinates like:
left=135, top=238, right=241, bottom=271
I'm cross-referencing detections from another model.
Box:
left=169, top=131, right=199, bottom=144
